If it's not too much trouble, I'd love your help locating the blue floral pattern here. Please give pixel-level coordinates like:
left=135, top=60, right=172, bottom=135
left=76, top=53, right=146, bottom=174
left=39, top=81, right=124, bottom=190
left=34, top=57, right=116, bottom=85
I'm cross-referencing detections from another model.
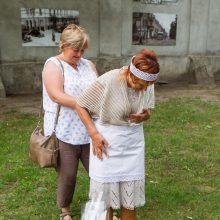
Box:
left=43, top=57, right=97, bottom=145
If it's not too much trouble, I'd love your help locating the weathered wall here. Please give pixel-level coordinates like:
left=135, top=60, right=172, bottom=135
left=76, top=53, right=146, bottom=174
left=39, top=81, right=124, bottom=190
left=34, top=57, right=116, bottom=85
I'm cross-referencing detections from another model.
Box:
left=206, top=0, right=220, bottom=55
left=0, top=0, right=99, bottom=95
left=120, top=0, right=191, bottom=81
left=98, top=0, right=220, bottom=81
left=187, top=0, right=220, bottom=86
left=0, top=0, right=220, bottom=95
left=0, top=0, right=99, bottom=62
left=99, top=0, right=122, bottom=57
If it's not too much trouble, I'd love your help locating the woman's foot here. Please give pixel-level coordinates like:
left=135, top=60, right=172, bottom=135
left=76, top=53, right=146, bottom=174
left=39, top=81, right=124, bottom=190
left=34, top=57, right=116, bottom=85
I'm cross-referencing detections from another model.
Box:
left=60, top=207, right=72, bottom=220
left=60, top=211, right=72, bottom=220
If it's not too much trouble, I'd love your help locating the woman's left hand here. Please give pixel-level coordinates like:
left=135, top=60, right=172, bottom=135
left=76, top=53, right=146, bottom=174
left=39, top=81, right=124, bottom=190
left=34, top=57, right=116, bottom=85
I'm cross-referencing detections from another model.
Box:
left=127, top=108, right=151, bottom=123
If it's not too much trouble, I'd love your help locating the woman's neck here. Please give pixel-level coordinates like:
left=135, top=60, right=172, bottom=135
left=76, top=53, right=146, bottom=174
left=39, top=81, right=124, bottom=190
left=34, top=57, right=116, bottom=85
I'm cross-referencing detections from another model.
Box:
left=57, top=53, right=78, bottom=69
left=126, top=71, right=132, bottom=88
left=118, top=67, right=131, bottom=86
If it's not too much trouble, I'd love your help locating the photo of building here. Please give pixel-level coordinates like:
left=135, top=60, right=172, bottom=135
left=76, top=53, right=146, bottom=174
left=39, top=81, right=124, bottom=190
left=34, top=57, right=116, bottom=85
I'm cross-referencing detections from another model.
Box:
left=132, top=12, right=177, bottom=46
left=21, top=8, right=79, bottom=46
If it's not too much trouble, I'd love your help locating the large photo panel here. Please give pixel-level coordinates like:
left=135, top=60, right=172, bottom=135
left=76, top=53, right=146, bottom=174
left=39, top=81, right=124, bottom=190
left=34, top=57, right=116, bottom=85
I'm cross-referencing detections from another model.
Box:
left=132, top=12, right=177, bottom=46
left=21, top=8, right=79, bottom=47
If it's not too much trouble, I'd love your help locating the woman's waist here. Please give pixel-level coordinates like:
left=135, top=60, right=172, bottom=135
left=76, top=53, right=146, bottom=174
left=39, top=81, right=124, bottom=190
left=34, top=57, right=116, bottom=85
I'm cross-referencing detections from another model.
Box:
left=94, top=120, right=143, bottom=141
left=95, top=119, right=143, bottom=130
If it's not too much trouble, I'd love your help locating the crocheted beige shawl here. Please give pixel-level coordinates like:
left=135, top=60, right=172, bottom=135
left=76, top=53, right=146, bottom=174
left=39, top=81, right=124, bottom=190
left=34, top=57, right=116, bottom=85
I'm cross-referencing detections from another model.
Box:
left=77, top=68, right=155, bottom=126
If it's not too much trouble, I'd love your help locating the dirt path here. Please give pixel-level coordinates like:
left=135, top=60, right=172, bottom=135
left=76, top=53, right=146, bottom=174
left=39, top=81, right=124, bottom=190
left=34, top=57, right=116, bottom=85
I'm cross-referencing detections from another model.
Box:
left=0, top=94, right=41, bottom=114
left=155, top=82, right=220, bottom=103
left=0, top=82, right=220, bottom=114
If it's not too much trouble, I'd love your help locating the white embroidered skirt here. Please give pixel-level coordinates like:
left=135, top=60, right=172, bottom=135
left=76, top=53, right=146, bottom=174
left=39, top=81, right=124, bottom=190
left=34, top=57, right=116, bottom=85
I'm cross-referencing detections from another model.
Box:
left=89, top=121, right=146, bottom=209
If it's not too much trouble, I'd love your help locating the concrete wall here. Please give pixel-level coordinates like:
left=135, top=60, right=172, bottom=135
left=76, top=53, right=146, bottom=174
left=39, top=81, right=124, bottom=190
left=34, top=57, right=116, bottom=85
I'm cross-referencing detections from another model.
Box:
left=206, top=0, right=220, bottom=55
left=121, top=0, right=191, bottom=81
left=0, top=0, right=220, bottom=95
left=0, top=0, right=99, bottom=95
left=102, top=0, right=220, bottom=81
left=0, top=0, right=99, bottom=62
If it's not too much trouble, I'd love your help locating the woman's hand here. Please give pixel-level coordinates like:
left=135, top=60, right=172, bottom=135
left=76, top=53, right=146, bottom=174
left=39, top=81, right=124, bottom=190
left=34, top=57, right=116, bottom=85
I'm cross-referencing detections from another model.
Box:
left=127, top=108, right=151, bottom=124
left=91, top=132, right=109, bottom=160
left=75, top=104, right=108, bottom=160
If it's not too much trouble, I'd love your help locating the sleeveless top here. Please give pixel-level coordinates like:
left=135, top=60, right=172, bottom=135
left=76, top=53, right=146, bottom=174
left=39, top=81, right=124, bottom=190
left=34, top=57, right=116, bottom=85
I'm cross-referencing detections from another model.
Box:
left=42, top=57, right=97, bottom=145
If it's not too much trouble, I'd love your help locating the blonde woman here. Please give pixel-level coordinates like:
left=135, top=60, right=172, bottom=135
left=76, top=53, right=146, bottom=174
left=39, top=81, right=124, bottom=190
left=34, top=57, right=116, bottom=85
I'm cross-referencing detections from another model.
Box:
left=42, top=24, right=98, bottom=220
left=76, top=48, right=160, bottom=220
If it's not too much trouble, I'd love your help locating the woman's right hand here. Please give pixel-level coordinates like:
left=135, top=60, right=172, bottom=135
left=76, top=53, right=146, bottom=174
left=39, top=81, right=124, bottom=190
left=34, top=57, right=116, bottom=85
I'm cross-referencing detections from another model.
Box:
left=75, top=104, right=108, bottom=160
left=91, top=132, right=109, bottom=160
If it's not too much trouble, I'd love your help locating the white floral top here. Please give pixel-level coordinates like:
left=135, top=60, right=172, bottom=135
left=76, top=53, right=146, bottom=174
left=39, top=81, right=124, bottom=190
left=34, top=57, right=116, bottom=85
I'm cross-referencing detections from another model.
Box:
left=42, top=57, right=97, bottom=145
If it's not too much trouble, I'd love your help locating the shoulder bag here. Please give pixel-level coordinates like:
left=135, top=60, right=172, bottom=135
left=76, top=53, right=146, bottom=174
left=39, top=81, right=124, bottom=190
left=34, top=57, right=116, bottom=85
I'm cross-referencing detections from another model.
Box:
left=29, top=58, right=64, bottom=168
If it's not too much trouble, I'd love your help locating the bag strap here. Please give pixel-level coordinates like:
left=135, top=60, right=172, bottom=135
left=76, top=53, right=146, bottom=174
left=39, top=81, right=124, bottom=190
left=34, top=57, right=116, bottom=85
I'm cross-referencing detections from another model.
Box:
left=38, top=57, right=64, bottom=132
left=52, top=58, right=64, bottom=131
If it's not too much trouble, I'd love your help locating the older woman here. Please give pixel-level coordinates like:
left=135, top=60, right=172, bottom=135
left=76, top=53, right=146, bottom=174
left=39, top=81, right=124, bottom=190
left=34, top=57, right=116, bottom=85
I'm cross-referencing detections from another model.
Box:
left=75, top=48, right=160, bottom=220
left=42, top=24, right=98, bottom=220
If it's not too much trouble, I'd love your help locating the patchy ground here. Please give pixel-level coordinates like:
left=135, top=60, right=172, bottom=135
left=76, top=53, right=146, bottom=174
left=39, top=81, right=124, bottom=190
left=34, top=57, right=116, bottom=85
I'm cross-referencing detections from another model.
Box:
left=0, top=82, right=220, bottom=114
left=0, top=93, right=41, bottom=114
left=155, top=82, right=220, bottom=103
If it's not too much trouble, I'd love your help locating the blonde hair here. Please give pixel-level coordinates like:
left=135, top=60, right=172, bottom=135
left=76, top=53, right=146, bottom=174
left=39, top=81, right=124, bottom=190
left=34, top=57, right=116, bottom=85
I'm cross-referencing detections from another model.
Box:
left=59, top=24, right=90, bottom=52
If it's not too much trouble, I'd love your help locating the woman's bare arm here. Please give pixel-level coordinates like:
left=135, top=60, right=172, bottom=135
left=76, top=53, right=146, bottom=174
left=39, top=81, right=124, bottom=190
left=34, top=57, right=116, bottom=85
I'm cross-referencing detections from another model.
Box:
left=42, top=61, right=76, bottom=109
left=75, top=104, right=109, bottom=160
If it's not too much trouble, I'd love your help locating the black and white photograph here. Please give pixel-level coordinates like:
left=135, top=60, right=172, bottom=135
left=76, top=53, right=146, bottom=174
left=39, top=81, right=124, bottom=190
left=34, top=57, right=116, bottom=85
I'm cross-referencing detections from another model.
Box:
left=132, top=12, right=177, bottom=46
left=133, top=0, right=178, bottom=4
left=21, top=8, right=79, bottom=47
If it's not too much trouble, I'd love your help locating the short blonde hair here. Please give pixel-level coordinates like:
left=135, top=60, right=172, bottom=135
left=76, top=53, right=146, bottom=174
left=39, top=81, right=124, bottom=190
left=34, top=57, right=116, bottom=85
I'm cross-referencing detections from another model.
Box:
left=59, top=24, right=90, bottom=52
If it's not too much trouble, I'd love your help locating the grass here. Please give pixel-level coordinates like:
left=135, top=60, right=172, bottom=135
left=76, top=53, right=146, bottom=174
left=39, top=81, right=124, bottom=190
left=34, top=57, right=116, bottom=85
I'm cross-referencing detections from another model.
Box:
left=1, top=97, right=220, bottom=219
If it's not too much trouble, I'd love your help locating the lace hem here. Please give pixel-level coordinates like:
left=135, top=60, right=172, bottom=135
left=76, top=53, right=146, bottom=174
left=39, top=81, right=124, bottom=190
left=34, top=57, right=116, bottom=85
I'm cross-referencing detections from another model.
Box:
left=90, top=173, right=144, bottom=183
left=110, top=201, right=146, bottom=210
left=89, top=179, right=145, bottom=210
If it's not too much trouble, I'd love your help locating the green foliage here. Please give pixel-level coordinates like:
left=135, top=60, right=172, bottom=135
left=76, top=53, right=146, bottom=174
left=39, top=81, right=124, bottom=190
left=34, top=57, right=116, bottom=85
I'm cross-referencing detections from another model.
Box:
left=1, top=97, right=220, bottom=219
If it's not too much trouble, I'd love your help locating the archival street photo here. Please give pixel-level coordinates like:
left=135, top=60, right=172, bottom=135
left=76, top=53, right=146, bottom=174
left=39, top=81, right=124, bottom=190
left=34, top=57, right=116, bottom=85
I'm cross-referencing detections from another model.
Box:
left=20, top=8, right=79, bottom=47
left=132, top=12, right=177, bottom=46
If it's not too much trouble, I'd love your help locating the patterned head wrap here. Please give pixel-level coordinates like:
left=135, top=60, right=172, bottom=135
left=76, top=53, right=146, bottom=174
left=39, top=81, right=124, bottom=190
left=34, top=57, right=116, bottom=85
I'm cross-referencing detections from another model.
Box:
left=130, top=56, right=159, bottom=81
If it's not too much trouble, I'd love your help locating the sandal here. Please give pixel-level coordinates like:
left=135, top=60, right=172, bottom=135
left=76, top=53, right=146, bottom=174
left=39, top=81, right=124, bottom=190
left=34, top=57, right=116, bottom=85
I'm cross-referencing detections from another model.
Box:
left=60, top=211, right=73, bottom=220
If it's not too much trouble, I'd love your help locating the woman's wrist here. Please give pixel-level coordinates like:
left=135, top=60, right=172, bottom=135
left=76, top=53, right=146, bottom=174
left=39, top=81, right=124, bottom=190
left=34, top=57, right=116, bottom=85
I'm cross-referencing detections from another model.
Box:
left=90, top=131, right=99, bottom=139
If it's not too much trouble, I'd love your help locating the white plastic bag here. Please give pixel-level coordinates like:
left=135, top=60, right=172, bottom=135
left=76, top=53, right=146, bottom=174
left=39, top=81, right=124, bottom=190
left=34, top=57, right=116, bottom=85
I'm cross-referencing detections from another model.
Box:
left=81, top=192, right=107, bottom=220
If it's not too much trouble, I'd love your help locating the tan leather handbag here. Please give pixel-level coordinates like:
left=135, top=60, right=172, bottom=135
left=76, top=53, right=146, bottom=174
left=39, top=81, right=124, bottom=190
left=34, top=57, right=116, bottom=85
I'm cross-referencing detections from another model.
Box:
left=29, top=127, right=59, bottom=168
left=29, top=58, right=63, bottom=168
left=29, top=106, right=60, bottom=168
